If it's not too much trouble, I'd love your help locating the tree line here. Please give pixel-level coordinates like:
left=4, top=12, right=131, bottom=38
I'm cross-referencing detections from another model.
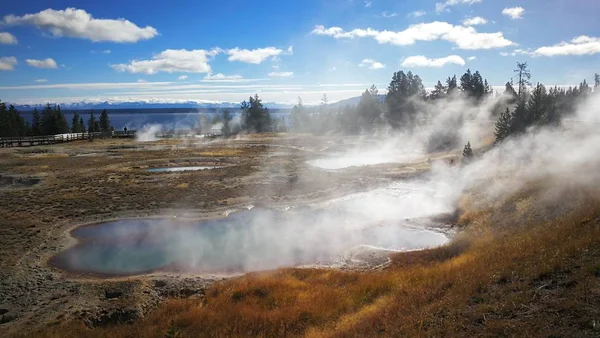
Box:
left=494, top=62, right=598, bottom=143
left=0, top=103, right=113, bottom=138
left=288, top=64, right=598, bottom=143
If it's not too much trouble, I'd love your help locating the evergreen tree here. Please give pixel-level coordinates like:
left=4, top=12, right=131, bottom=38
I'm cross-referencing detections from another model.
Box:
left=88, top=111, right=98, bottom=133
left=0, top=101, right=30, bottom=137
left=79, top=117, right=86, bottom=133
left=99, top=109, right=112, bottom=133
left=290, top=97, right=309, bottom=132
left=385, top=70, right=424, bottom=128
left=241, top=94, right=271, bottom=133
left=462, top=141, right=474, bottom=161
left=494, top=108, right=513, bottom=143
left=430, top=80, right=447, bottom=100
left=504, top=81, right=518, bottom=104
left=31, top=108, right=42, bottom=136
left=514, top=62, right=531, bottom=98
left=357, top=85, right=383, bottom=131
left=221, top=109, right=232, bottom=136
left=71, top=112, right=84, bottom=133
left=510, top=98, right=528, bottom=134
left=595, top=73, right=600, bottom=89
left=446, top=75, right=458, bottom=95
left=526, top=83, right=548, bottom=126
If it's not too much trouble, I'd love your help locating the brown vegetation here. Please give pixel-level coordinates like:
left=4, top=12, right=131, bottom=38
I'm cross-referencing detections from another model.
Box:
left=28, top=184, right=600, bottom=337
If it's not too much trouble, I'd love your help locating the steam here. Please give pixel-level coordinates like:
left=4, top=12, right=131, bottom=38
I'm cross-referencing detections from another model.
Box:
left=136, top=124, right=163, bottom=142
left=57, top=90, right=600, bottom=276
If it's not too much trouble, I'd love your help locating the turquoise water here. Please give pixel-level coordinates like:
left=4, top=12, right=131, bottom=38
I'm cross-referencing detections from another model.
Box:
left=51, top=208, right=449, bottom=276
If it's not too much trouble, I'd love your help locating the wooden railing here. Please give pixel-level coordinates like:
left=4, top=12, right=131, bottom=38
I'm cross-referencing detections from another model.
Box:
left=0, top=130, right=137, bottom=148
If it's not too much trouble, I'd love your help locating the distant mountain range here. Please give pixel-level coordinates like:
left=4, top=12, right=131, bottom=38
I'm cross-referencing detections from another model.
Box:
left=10, top=95, right=385, bottom=111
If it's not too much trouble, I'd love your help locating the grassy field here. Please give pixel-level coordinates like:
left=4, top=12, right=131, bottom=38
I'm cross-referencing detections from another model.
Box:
left=2, top=136, right=599, bottom=337
left=26, top=182, right=600, bottom=337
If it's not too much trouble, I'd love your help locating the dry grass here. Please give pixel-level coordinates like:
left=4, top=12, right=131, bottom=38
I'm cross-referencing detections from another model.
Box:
left=29, top=185, right=600, bottom=337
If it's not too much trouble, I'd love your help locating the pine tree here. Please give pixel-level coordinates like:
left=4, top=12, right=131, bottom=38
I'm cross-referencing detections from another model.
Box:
left=494, top=108, right=513, bottom=143
left=595, top=73, right=600, bottom=89
left=430, top=81, right=447, bottom=100
left=99, top=109, right=112, bottom=133
left=462, top=141, right=474, bottom=161
left=32, top=108, right=42, bottom=136
left=79, top=117, right=86, bottom=133
left=446, top=75, right=458, bottom=95
left=221, top=110, right=232, bottom=136
left=88, top=111, right=98, bottom=133
left=526, top=83, right=548, bottom=126
left=514, top=62, right=531, bottom=98
left=71, top=112, right=83, bottom=133
left=241, top=94, right=271, bottom=133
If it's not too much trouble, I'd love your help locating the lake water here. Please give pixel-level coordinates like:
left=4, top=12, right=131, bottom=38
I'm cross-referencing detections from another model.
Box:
left=20, top=109, right=291, bottom=131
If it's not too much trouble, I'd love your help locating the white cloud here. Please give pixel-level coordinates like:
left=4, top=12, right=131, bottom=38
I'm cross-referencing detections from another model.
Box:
left=0, top=56, right=17, bottom=71
left=268, top=71, right=294, bottom=78
left=382, top=11, right=398, bottom=18
left=462, top=16, right=487, bottom=26
left=502, top=7, right=525, bottom=19
left=111, top=49, right=221, bottom=74
left=532, top=36, right=600, bottom=57
left=311, top=22, right=514, bottom=50
left=178, top=75, right=188, bottom=80
left=137, top=79, right=147, bottom=83
left=227, top=47, right=285, bottom=64
left=409, top=10, right=426, bottom=18
left=285, top=46, right=294, bottom=55
left=3, top=8, right=157, bottom=43
left=435, top=0, right=482, bottom=13
left=26, top=58, right=58, bottom=69
left=34, top=79, right=48, bottom=83
left=467, top=56, right=477, bottom=61
left=365, top=1, right=372, bottom=8
left=204, top=73, right=244, bottom=80
left=0, top=32, right=17, bottom=44
left=359, top=59, right=386, bottom=70
left=401, top=55, right=466, bottom=67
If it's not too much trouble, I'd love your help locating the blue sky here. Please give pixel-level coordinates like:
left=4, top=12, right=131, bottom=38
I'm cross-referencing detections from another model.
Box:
left=0, top=0, right=599, bottom=105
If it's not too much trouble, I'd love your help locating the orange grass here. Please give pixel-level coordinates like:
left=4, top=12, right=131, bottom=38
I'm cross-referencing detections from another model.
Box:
left=28, top=189, right=600, bottom=338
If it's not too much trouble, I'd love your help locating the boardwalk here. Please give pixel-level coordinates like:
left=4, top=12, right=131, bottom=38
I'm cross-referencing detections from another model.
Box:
left=0, top=130, right=136, bottom=148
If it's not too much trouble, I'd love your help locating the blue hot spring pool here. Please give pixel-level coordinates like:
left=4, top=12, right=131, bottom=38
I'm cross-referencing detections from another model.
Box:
left=51, top=208, right=449, bottom=276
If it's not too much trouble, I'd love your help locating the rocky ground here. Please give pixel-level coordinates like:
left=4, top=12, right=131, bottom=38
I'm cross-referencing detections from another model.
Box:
left=0, top=134, right=454, bottom=335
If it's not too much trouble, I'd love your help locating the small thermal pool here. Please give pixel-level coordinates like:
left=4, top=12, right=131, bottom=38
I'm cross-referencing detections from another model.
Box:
left=147, top=166, right=223, bottom=172
left=51, top=208, right=448, bottom=276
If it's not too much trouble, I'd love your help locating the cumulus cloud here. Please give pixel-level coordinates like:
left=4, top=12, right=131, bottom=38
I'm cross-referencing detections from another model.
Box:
left=502, top=7, right=525, bottom=19
left=3, top=8, right=157, bottom=43
left=359, top=59, right=386, bottom=70
left=178, top=75, right=188, bottom=80
left=0, top=32, right=17, bottom=44
left=227, top=47, right=285, bottom=64
left=311, top=22, right=514, bottom=50
left=268, top=71, right=294, bottom=78
left=532, top=36, right=600, bottom=57
left=111, top=49, right=221, bottom=74
left=409, top=10, right=426, bottom=18
left=204, top=73, right=244, bottom=80
left=26, top=58, right=58, bottom=69
left=435, top=0, right=482, bottom=13
left=34, top=79, right=48, bottom=83
left=462, top=16, right=487, bottom=26
left=401, top=55, right=466, bottom=67
left=0, top=57, right=17, bottom=71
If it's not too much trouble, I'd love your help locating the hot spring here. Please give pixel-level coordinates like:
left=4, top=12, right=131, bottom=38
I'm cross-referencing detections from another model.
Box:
left=51, top=181, right=453, bottom=276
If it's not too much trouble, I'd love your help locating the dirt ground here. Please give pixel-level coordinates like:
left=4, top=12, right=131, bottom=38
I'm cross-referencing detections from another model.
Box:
left=0, top=134, right=452, bottom=334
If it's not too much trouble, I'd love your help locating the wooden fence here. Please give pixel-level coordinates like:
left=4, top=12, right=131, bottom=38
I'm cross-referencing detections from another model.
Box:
left=0, top=130, right=137, bottom=148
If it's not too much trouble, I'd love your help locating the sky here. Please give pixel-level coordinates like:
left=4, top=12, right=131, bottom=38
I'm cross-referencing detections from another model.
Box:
left=0, top=0, right=599, bottom=105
